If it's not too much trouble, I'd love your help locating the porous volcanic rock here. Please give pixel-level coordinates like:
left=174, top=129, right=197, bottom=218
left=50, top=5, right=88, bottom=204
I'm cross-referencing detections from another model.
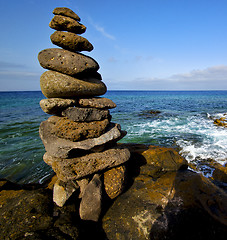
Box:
left=46, top=116, right=110, bottom=142
left=78, top=97, right=117, bottom=109
left=53, top=7, right=81, bottom=21
left=43, top=146, right=130, bottom=181
left=39, top=122, right=126, bottom=158
left=38, top=48, right=99, bottom=76
left=40, top=98, right=76, bottom=115
left=0, top=188, right=53, bottom=240
left=125, top=143, right=188, bottom=178
left=62, top=107, right=110, bottom=122
left=51, top=31, right=93, bottom=52
left=49, top=15, right=86, bottom=34
left=40, top=71, right=107, bottom=98
left=104, top=165, right=127, bottom=199
left=102, top=170, right=227, bottom=240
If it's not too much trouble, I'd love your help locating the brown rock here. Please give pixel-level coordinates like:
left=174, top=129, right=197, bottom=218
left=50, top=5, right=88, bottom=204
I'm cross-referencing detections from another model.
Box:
left=40, top=98, right=76, bottom=115
left=47, top=116, right=110, bottom=142
left=43, top=146, right=131, bottom=181
left=40, top=71, right=107, bottom=98
left=38, top=48, right=99, bottom=76
left=104, top=165, right=127, bottom=199
left=53, top=7, right=81, bottom=21
left=49, top=15, right=86, bottom=34
left=50, top=31, right=93, bottom=52
left=214, top=117, right=227, bottom=127
left=62, top=107, right=110, bottom=122
left=39, top=122, right=126, bottom=158
left=78, top=97, right=117, bottom=109
left=212, top=162, right=227, bottom=183
left=0, top=188, right=53, bottom=239
left=124, top=143, right=188, bottom=178
left=79, top=174, right=102, bottom=221
left=103, top=170, right=227, bottom=240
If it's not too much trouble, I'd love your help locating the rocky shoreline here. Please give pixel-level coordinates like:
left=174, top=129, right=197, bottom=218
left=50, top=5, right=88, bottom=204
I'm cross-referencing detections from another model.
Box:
left=1, top=143, right=227, bottom=240
left=1, top=7, right=227, bottom=240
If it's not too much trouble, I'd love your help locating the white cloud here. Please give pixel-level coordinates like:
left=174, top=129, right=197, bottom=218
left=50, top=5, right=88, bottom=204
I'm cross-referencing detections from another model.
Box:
left=169, top=65, right=227, bottom=83
left=107, top=65, right=227, bottom=90
left=108, top=57, right=118, bottom=63
left=88, top=17, right=115, bottom=40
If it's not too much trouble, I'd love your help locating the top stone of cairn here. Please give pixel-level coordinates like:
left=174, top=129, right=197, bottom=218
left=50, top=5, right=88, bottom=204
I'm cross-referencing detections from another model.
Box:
left=53, top=7, right=81, bottom=21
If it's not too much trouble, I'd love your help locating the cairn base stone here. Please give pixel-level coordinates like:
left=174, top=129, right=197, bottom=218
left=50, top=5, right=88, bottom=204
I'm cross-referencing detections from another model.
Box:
left=53, top=179, right=78, bottom=207
left=104, top=165, right=127, bottom=199
left=79, top=174, right=102, bottom=222
left=43, top=146, right=131, bottom=181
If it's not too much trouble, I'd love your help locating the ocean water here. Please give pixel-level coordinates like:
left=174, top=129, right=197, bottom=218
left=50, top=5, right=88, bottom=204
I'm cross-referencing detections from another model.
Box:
left=0, top=90, right=227, bottom=184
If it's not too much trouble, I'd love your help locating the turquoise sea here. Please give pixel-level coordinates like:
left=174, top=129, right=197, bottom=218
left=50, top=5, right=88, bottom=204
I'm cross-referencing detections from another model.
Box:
left=0, top=91, right=227, bottom=184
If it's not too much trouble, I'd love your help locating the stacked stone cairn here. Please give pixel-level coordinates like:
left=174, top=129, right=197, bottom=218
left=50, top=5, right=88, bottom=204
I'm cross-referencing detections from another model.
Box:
left=38, top=7, right=130, bottom=221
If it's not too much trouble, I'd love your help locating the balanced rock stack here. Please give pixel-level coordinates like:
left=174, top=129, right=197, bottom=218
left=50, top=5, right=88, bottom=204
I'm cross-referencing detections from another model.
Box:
left=38, top=7, right=130, bottom=221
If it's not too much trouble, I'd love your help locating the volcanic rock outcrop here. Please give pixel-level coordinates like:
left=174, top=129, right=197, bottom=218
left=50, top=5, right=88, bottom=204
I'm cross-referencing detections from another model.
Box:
left=38, top=7, right=130, bottom=221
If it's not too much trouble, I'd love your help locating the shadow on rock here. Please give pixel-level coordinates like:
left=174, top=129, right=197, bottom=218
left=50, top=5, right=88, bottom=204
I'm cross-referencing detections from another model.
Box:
left=102, top=144, right=227, bottom=240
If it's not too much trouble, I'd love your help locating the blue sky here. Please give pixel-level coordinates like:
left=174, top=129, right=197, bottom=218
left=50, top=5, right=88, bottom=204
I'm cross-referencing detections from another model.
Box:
left=1, top=0, right=227, bottom=91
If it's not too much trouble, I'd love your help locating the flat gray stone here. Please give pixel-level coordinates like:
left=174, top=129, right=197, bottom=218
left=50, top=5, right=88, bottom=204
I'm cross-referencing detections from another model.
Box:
left=38, top=48, right=99, bottom=76
left=40, top=71, right=106, bottom=98
left=43, top=145, right=130, bottom=181
left=53, top=179, right=78, bottom=207
left=79, top=174, right=102, bottom=221
left=40, top=98, right=76, bottom=115
left=39, top=122, right=126, bottom=158
left=50, top=31, right=93, bottom=52
left=53, top=7, right=81, bottom=21
left=78, top=97, right=116, bottom=109
left=62, top=107, right=110, bottom=122
left=49, top=15, right=86, bottom=34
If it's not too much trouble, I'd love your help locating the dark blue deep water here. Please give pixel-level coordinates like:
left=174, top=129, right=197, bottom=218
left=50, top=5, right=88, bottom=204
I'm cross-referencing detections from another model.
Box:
left=0, top=91, right=227, bottom=183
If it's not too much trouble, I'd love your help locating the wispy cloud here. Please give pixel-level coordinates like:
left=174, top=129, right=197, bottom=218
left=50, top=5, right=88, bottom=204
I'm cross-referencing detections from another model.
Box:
left=0, top=71, right=40, bottom=77
left=170, top=65, right=227, bottom=82
left=0, top=61, right=26, bottom=70
left=107, top=65, right=227, bottom=90
left=88, top=17, right=115, bottom=40
left=108, top=57, right=118, bottom=63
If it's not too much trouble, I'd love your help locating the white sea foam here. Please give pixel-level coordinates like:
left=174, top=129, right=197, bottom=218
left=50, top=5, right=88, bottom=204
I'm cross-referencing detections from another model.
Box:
left=125, top=113, right=227, bottom=165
